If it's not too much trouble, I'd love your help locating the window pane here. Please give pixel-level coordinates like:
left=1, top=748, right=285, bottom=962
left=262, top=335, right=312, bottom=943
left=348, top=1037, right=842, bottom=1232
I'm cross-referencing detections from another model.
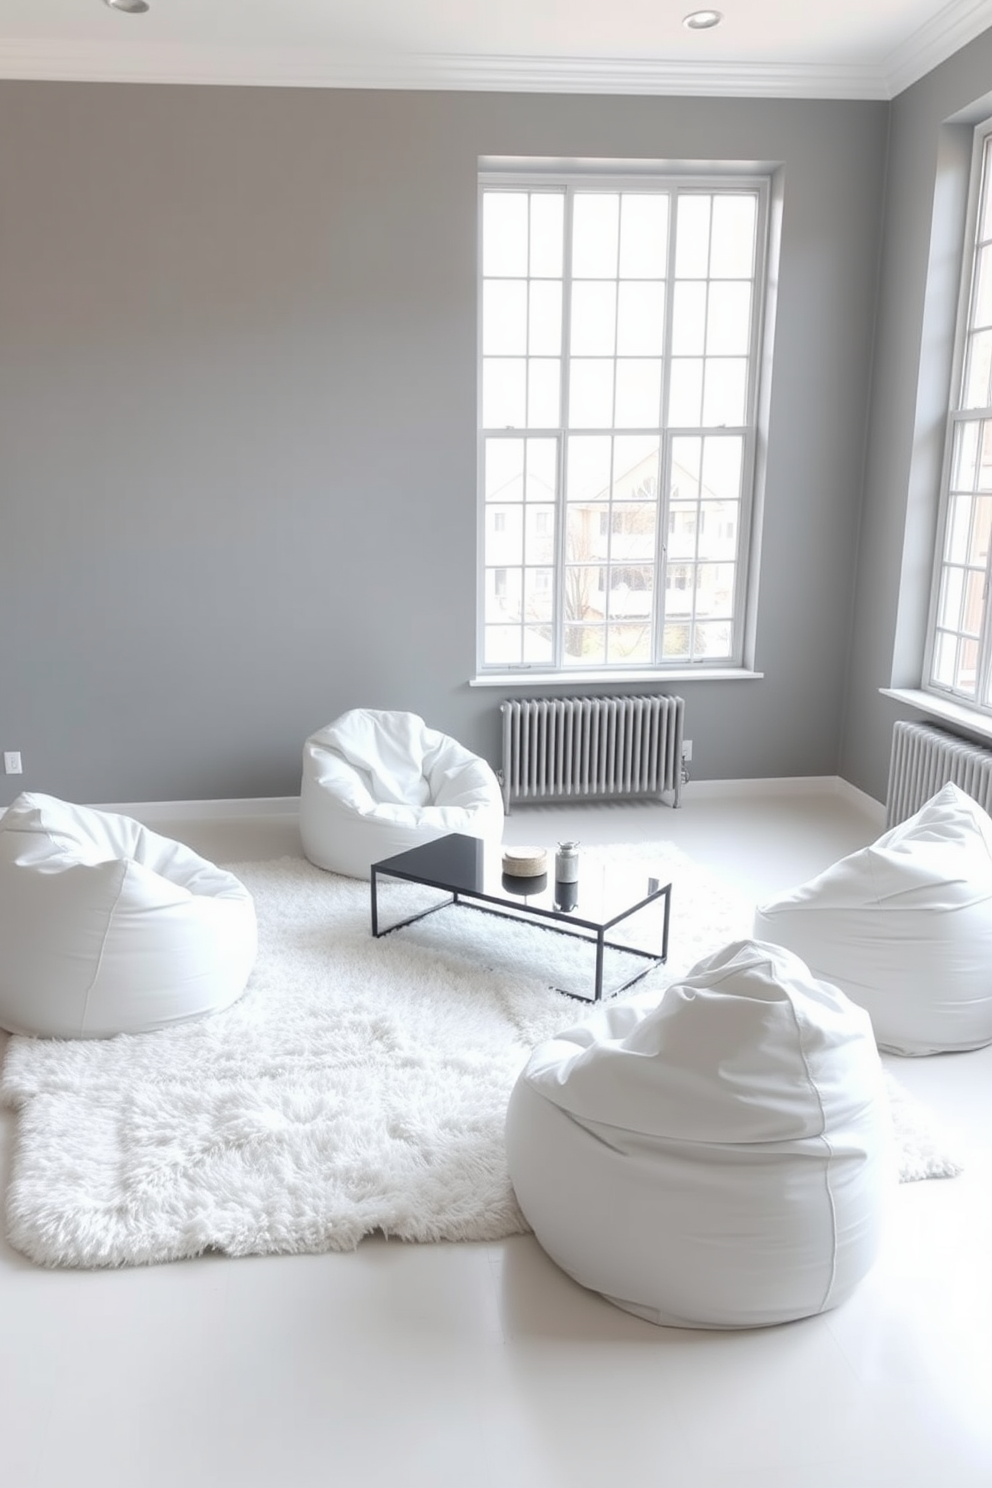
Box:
left=710, top=196, right=756, bottom=278
left=964, top=569, right=986, bottom=632
left=672, top=282, right=707, bottom=355
left=610, top=507, right=657, bottom=560
left=527, top=359, right=561, bottom=427
left=696, top=563, right=735, bottom=617
left=706, top=282, right=752, bottom=356
left=701, top=435, right=743, bottom=501
left=607, top=622, right=653, bottom=662
left=974, top=243, right=992, bottom=329
left=981, top=139, right=992, bottom=239
left=615, top=359, right=662, bottom=427
left=525, top=439, right=558, bottom=501
left=487, top=505, right=523, bottom=560
left=963, top=330, right=992, bottom=408
left=957, top=636, right=980, bottom=693
left=525, top=510, right=556, bottom=563
left=485, top=625, right=523, bottom=664
left=566, top=434, right=613, bottom=502
left=529, top=281, right=563, bottom=355
left=570, top=624, right=607, bottom=664
left=703, top=359, right=747, bottom=426
left=619, top=194, right=669, bottom=277
left=565, top=508, right=601, bottom=573
left=614, top=436, right=660, bottom=499
left=668, top=503, right=699, bottom=559
left=968, top=494, right=992, bottom=563
left=606, top=569, right=653, bottom=620
left=483, top=281, right=527, bottom=354
left=694, top=619, right=733, bottom=658
left=571, top=282, right=617, bottom=355
left=663, top=622, right=691, bottom=659
left=569, top=359, right=614, bottom=426
left=483, top=358, right=526, bottom=427
left=672, top=435, right=702, bottom=495
left=698, top=501, right=738, bottom=559
left=563, top=566, right=601, bottom=620
left=669, top=360, right=703, bottom=425
left=938, top=565, right=965, bottom=629
left=617, top=282, right=665, bottom=355
left=485, top=438, right=524, bottom=500
left=675, top=196, right=712, bottom=277
left=951, top=419, right=980, bottom=489
left=573, top=194, right=619, bottom=277
left=483, top=194, right=527, bottom=276
left=932, top=630, right=957, bottom=687
left=522, top=624, right=554, bottom=664
left=946, top=494, right=973, bottom=563
left=530, top=193, right=564, bottom=277
left=488, top=565, right=521, bottom=613
left=523, top=567, right=554, bottom=620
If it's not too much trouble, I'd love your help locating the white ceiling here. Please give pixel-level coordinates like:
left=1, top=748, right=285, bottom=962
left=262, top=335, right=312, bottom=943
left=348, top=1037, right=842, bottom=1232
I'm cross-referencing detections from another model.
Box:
left=1, top=0, right=991, bottom=99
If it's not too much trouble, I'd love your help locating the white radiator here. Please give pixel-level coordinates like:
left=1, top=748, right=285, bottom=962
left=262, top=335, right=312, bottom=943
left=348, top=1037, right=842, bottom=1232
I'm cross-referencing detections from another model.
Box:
left=499, top=695, right=685, bottom=814
left=885, top=720, right=992, bottom=828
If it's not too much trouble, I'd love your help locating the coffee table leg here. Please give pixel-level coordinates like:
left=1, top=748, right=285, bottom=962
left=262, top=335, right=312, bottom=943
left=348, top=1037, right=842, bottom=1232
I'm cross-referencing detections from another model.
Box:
left=594, top=932, right=605, bottom=1002
left=371, top=868, right=380, bottom=937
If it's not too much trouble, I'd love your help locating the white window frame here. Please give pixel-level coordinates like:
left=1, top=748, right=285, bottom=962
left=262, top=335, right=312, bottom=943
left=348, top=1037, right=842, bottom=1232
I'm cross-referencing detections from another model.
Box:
left=924, top=120, right=992, bottom=715
left=476, top=163, right=772, bottom=678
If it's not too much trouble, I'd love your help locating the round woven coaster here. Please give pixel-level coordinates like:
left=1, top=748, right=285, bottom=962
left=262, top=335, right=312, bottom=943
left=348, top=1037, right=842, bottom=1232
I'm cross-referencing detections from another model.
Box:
left=501, top=846, right=548, bottom=878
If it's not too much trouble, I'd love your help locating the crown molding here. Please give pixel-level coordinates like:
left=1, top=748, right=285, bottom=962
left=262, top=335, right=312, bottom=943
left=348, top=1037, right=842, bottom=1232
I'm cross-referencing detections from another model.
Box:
left=0, top=42, right=891, bottom=99
left=0, top=1, right=991, bottom=101
left=885, top=0, right=992, bottom=96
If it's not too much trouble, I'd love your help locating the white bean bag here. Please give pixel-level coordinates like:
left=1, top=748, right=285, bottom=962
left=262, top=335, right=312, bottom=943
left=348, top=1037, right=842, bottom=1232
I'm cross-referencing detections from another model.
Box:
left=0, top=793, right=257, bottom=1039
left=506, top=939, right=891, bottom=1330
left=300, top=708, right=504, bottom=879
left=753, top=782, right=992, bottom=1056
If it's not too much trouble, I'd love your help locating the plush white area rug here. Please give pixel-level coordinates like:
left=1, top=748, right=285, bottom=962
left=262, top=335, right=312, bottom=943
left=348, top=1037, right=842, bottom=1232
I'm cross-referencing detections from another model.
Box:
left=0, top=845, right=961, bottom=1269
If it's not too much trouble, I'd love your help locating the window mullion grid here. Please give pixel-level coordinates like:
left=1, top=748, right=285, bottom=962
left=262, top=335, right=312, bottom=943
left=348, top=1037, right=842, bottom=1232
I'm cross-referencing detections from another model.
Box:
left=479, top=170, right=767, bottom=676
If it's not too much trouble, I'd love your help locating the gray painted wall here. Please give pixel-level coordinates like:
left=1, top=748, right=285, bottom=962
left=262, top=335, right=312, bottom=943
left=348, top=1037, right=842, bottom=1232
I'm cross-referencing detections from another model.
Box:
left=841, top=27, right=992, bottom=803
left=0, top=82, right=887, bottom=806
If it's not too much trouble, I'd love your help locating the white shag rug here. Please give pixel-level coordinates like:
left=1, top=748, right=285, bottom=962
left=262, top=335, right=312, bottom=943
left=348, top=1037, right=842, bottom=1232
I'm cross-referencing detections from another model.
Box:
left=0, top=845, right=961, bottom=1269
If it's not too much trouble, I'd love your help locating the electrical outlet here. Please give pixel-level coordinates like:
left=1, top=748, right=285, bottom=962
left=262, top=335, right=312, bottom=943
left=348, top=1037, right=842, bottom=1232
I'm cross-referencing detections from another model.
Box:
left=681, top=739, right=693, bottom=763
left=4, top=751, right=23, bottom=775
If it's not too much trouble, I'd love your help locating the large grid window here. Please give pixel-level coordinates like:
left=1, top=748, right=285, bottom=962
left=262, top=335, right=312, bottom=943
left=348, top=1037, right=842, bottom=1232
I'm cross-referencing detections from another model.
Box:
left=926, top=125, right=992, bottom=710
left=479, top=171, right=769, bottom=673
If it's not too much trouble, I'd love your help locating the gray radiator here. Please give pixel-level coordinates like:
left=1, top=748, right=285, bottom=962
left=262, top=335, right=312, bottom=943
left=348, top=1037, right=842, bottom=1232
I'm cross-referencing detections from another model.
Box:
left=499, top=695, right=685, bottom=814
left=885, top=720, right=992, bottom=828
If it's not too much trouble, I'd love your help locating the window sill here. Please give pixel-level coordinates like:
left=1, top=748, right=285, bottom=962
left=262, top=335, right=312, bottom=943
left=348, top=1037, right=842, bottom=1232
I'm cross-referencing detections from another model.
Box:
left=881, top=688, right=992, bottom=747
left=471, top=668, right=765, bottom=687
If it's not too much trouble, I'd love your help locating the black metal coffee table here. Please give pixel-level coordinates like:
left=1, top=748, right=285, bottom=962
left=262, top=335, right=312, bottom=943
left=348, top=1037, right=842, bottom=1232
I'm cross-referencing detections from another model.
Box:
left=370, top=832, right=671, bottom=1003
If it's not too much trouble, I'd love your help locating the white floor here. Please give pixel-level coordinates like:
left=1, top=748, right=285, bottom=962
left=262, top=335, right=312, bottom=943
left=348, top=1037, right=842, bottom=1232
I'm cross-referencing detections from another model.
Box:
left=1, top=785, right=990, bottom=1488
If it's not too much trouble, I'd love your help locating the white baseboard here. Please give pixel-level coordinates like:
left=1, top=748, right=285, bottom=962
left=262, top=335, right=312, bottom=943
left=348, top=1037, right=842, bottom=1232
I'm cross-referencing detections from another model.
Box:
left=680, top=774, right=885, bottom=819
left=74, top=777, right=885, bottom=826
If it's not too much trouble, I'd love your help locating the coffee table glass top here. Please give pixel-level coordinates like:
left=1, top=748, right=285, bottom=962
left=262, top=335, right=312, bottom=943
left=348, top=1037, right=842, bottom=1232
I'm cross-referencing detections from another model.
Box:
left=372, top=832, right=668, bottom=930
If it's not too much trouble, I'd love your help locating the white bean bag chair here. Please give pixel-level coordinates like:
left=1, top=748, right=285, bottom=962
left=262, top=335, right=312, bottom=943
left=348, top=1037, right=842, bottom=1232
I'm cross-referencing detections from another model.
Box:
left=753, top=782, right=992, bottom=1056
left=300, top=708, right=504, bottom=879
left=0, top=793, right=257, bottom=1039
left=506, top=939, right=891, bottom=1330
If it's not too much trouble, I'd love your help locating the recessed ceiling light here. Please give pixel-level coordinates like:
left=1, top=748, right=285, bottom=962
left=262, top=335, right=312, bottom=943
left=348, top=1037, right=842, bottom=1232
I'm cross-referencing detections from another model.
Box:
left=683, top=9, right=723, bottom=28
left=104, top=0, right=150, bottom=13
